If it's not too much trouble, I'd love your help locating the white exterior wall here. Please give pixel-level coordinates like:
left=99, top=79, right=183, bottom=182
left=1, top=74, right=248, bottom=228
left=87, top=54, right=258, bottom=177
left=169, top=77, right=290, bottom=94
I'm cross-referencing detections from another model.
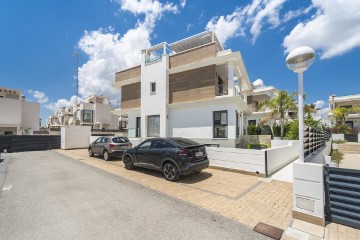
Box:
left=140, top=54, right=168, bottom=138
left=266, top=141, right=299, bottom=175
left=0, top=98, right=22, bottom=126
left=61, top=126, right=91, bottom=149
left=168, top=102, right=238, bottom=139
left=293, top=161, right=325, bottom=223
left=206, top=147, right=266, bottom=174
left=22, top=102, right=40, bottom=132
left=127, top=111, right=140, bottom=138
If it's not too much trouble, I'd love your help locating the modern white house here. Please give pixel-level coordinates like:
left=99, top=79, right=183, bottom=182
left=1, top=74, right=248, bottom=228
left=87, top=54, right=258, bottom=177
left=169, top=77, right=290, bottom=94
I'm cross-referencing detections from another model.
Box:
left=113, top=31, right=283, bottom=147
left=0, top=87, right=40, bottom=135
left=328, top=94, right=360, bottom=130
left=46, top=95, right=119, bottom=130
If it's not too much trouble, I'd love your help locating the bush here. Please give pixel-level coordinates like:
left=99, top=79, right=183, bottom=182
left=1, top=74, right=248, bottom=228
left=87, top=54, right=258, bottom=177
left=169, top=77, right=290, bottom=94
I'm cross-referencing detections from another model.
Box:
left=286, top=120, right=299, bottom=140
left=247, top=124, right=257, bottom=135
left=331, top=150, right=343, bottom=167
left=258, top=125, right=272, bottom=137
left=272, top=124, right=281, bottom=137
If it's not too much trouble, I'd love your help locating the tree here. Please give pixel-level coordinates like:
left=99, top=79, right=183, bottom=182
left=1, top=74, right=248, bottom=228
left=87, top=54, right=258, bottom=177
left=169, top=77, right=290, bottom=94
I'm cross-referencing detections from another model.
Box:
left=23, top=127, right=31, bottom=135
left=258, top=90, right=297, bottom=139
left=304, top=103, right=319, bottom=118
left=331, top=106, right=360, bottom=133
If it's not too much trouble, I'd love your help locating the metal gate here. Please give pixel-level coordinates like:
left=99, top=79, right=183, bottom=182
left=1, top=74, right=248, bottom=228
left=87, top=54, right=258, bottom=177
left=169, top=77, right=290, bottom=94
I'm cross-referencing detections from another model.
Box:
left=324, top=166, right=360, bottom=229
left=344, top=134, right=359, bottom=142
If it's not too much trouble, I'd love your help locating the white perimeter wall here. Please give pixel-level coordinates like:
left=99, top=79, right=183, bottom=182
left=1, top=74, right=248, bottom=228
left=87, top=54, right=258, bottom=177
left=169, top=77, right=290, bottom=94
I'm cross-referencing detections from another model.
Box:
left=331, top=134, right=344, bottom=141
left=293, top=161, right=325, bottom=221
left=61, top=126, right=91, bottom=149
left=22, top=102, right=40, bottom=132
left=168, top=102, right=237, bottom=139
left=267, top=140, right=299, bottom=176
left=127, top=111, right=140, bottom=138
left=206, top=147, right=266, bottom=174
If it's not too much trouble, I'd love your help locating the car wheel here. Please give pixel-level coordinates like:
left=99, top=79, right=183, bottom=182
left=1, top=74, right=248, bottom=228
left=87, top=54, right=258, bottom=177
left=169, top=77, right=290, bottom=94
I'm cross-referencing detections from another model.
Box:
left=103, top=150, right=111, bottom=161
left=162, top=162, right=179, bottom=182
left=88, top=148, right=94, bottom=157
left=123, top=155, right=134, bottom=170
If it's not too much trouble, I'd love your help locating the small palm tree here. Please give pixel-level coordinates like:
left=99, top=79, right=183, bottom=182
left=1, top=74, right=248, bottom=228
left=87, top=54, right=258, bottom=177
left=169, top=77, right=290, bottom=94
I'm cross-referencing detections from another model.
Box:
left=304, top=103, right=319, bottom=119
left=23, top=127, right=31, bottom=135
left=331, top=106, right=360, bottom=133
left=258, top=90, right=297, bottom=139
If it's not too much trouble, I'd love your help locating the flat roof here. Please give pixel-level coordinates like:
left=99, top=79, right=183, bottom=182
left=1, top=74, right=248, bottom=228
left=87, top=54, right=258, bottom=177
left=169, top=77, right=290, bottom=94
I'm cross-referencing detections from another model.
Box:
left=330, top=94, right=360, bottom=102
left=169, top=31, right=223, bottom=53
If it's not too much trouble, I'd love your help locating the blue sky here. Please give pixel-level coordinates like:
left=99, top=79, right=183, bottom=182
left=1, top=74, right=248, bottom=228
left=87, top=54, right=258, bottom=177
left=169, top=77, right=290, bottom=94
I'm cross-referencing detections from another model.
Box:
left=0, top=0, right=359, bottom=125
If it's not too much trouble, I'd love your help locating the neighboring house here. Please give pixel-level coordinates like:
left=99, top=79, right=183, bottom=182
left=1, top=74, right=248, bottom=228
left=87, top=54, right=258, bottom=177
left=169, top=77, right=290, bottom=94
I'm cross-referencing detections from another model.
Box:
left=0, top=87, right=40, bottom=135
left=328, top=94, right=360, bottom=130
left=46, top=95, right=119, bottom=130
left=113, top=30, right=283, bottom=147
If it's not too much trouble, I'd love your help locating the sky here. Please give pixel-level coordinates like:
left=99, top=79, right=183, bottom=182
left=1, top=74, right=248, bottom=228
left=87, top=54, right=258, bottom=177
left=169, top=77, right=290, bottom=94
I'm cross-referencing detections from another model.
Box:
left=0, top=0, right=360, bottom=126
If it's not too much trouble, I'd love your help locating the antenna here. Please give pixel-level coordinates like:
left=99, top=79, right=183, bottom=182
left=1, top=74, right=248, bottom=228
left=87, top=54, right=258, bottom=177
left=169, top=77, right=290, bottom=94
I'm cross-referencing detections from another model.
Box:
left=73, top=51, right=79, bottom=104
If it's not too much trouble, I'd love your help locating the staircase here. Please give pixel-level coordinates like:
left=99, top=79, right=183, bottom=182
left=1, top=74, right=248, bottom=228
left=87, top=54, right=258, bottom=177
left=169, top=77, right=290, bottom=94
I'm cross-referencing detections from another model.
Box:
left=338, top=143, right=360, bottom=154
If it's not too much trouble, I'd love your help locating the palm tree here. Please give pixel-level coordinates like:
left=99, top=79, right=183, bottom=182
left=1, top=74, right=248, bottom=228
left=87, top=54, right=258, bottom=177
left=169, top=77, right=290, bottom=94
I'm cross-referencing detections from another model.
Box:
left=258, top=90, right=297, bottom=139
left=304, top=103, right=319, bottom=119
left=331, top=106, right=360, bottom=133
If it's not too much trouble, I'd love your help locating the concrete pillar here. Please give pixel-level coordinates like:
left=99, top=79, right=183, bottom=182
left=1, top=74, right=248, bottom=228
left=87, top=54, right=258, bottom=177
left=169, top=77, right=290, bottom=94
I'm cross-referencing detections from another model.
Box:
left=228, top=63, right=234, bottom=96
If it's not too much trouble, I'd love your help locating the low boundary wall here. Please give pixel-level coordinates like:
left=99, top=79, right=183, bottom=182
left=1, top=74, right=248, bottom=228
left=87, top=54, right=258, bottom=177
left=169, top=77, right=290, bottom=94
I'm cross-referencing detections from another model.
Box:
left=207, top=140, right=299, bottom=177
left=0, top=135, right=60, bottom=152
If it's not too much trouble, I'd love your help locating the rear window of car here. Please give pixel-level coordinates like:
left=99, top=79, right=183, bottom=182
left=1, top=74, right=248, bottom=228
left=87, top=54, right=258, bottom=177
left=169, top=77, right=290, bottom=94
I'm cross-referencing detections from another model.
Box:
left=112, top=137, right=129, bottom=143
left=170, top=138, right=200, bottom=147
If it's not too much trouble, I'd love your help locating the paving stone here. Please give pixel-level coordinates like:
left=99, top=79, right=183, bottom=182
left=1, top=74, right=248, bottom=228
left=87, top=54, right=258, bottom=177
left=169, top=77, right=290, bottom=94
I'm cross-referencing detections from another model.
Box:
left=292, top=219, right=325, bottom=238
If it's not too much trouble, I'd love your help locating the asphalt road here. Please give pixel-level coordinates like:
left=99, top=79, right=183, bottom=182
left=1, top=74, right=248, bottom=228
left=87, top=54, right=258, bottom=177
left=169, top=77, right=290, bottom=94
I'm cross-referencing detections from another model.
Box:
left=0, top=150, right=269, bottom=240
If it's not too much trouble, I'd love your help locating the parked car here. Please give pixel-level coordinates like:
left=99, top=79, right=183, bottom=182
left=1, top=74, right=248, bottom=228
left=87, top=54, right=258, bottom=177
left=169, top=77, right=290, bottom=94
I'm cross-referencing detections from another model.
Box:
left=89, top=137, right=132, bottom=161
left=122, top=137, right=209, bottom=181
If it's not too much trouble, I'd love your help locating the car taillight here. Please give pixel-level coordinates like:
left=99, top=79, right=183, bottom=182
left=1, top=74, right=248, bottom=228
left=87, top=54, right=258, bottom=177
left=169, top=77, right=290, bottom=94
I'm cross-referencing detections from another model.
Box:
left=128, top=143, right=132, bottom=147
left=109, top=144, right=115, bottom=149
left=178, top=148, right=188, bottom=157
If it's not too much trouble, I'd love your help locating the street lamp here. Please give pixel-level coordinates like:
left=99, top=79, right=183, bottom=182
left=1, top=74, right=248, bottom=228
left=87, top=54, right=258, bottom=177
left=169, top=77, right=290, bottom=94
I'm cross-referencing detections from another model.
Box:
left=286, top=46, right=316, bottom=162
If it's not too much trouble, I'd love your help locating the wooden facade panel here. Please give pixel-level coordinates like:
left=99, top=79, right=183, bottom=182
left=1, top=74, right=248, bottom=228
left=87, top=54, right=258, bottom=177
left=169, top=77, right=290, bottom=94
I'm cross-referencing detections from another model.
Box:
left=169, top=43, right=217, bottom=68
left=116, top=65, right=141, bottom=82
left=169, top=65, right=216, bottom=104
left=121, top=82, right=141, bottom=109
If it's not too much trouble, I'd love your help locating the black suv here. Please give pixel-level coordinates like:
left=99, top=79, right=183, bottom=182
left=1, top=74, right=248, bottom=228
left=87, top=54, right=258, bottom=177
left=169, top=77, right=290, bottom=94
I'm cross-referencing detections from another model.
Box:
left=122, top=137, right=209, bottom=181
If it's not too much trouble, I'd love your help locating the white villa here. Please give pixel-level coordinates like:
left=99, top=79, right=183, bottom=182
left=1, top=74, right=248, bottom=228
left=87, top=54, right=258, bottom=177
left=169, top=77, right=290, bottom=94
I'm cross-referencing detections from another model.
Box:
left=0, top=87, right=40, bottom=135
left=329, top=94, right=360, bottom=130
left=46, top=95, right=119, bottom=130
left=113, top=31, right=283, bottom=147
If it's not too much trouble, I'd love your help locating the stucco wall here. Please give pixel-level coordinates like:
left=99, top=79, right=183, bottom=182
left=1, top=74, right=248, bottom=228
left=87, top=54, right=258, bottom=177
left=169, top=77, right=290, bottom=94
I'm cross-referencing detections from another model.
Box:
left=266, top=141, right=299, bottom=175
left=61, top=126, right=91, bottom=149
left=22, top=101, right=40, bottom=132
left=237, top=135, right=271, bottom=148
left=0, top=98, right=22, bottom=126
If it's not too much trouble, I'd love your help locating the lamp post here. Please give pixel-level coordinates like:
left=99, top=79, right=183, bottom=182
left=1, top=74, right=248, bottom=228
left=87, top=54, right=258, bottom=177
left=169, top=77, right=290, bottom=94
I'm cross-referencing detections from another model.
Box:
left=286, top=46, right=315, bottom=162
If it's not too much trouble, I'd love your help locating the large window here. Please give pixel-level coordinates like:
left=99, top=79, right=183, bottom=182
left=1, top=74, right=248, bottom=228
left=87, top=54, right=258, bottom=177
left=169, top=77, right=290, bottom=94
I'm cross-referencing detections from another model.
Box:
left=147, top=115, right=160, bottom=137
left=82, top=110, right=93, bottom=123
left=213, top=111, right=228, bottom=138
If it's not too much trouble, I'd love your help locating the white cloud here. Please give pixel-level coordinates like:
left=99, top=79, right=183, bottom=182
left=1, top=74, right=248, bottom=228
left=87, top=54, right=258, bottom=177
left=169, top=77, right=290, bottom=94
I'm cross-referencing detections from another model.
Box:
left=283, top=5, right=313, bottom=23
left=45, top=95, right=78, bottom=112
left=314, top=100, right=330, bottom=120
left=75, top=0, right=181, bottom=102
left=180, top=0, right=186, bottom=8
left=186, top=23, right=193, bottom=31
left=28, top=90, right=49, bottom=104
left=116, top=0, right=178, bottom=28
left=205, top=0, right=287, bottom=45
left=283, top=0, right=360, bottom=59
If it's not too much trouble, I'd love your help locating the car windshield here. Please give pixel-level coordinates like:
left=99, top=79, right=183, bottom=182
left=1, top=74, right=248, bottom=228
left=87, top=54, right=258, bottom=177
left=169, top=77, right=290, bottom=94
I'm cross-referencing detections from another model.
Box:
left=170, top=138, right=200, bottom=147
left=112, top=137, right=129, bottom=143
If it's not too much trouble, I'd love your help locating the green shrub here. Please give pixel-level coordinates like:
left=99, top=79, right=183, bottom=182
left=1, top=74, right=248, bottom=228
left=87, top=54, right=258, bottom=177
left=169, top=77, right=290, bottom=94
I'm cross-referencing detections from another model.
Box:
left=331, top=150, right=343, bottom=167
left=272, top=124, right=281, bottom=137
left=247, top=124, right=257, bottom=135
left=286, top=120, right=299, bottom=140
left=246, top=143, right=268, bottom=149
left=258, top=125, right=272, bottom=137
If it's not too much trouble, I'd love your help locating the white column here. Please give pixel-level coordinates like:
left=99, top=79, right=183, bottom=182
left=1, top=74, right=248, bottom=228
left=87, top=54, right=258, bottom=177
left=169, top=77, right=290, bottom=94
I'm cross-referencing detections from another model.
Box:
left=228, top=63, right=234, bottom=96
left=298, top=72, right=304, bottom=162
left=240, top=111, right=244, bottom=135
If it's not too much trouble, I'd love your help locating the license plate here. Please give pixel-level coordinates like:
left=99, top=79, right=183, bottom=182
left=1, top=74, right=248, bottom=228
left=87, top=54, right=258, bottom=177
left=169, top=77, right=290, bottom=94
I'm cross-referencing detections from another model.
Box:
left=195, top=151, right=204, bottom=157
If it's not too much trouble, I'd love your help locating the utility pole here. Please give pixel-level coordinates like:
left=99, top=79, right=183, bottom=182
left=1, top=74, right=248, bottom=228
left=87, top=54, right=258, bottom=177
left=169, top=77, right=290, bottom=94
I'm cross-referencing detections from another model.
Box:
left=73, top=51, right=79, bottom=104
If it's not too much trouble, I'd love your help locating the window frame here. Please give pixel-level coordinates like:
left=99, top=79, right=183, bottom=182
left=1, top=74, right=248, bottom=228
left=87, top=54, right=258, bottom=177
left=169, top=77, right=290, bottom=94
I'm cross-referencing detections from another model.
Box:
left=82, top=109, right=93, bottom=123
left=213, top=110, right=228, bottom=138
left=150, top=82, right=156, bottom=95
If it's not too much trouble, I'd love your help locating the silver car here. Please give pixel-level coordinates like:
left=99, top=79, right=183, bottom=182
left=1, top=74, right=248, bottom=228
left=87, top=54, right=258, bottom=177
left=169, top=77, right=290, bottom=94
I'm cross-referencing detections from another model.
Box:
left=88, top=137, right=132, bottom=161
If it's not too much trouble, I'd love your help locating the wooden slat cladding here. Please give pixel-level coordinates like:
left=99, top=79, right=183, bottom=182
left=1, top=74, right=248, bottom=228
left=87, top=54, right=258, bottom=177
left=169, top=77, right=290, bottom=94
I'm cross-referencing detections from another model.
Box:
left=116, top=65, right=141, bottom=82
left=169, top=43, right=217, bottom=68
left=169, top=65, right=216, bottom=104
left=121, top=82, right=141, bottom=109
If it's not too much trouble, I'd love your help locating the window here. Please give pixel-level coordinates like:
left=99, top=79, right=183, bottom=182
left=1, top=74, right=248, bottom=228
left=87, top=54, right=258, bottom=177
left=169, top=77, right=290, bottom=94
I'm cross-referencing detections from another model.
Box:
left=112, top=137, right=129, bottom=143
left=95, top=137, right=102, bottom=143
left=153, top=140, right=176, bottom=149
left=147, top=115, right=160, bottom=137
left=82, top=110, right=93, bottom=123
left=248, top=120, right=256, bottom=126
left=150, top=82, right=156, bottom=95
left=213, top=111, right=228, bottom=138
left=136, top=117, right=141, bottom=137
left=217, top=76, right=225, bottom=96
left=138, top=140, right=152, bottom=150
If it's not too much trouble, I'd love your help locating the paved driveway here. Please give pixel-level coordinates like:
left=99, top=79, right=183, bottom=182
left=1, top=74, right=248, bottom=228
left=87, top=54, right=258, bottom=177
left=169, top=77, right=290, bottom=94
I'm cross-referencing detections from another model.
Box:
left=0, top=151, right=268, bottom=240
left=58, top=149, right=293, bottom=230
